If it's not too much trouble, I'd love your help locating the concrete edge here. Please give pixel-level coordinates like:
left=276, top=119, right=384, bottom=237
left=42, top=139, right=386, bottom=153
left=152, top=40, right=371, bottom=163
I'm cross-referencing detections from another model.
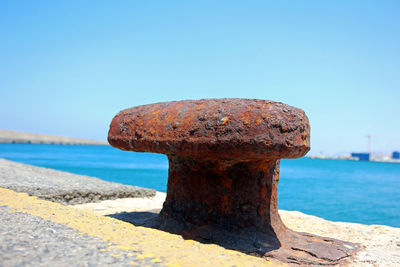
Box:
left=0, top=158, right=157, bottom=205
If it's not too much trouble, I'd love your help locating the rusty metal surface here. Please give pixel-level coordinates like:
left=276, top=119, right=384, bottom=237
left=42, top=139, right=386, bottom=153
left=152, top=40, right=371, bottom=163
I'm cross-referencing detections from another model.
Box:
left=108, top=99, right=359, bottom=266
left=108, top=98, right=310, bottom=159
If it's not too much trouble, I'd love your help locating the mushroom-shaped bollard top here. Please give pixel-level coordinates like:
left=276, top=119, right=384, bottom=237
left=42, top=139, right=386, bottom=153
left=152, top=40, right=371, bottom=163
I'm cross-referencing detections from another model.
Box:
left=108, top=98, right=310, bottom=160
left=108, top=99, right=358, bottom=266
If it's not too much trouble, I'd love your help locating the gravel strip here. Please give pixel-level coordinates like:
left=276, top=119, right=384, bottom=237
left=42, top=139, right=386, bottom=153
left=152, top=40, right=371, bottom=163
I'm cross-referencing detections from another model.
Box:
left=0, top=158, right=156, bottom=204
left=0, top=206, right=162, bottom=267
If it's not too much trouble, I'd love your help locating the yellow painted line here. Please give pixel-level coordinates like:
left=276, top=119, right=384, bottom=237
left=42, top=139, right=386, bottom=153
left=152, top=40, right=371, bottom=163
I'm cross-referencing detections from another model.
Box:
left=0, top=187, right=283, bottom=266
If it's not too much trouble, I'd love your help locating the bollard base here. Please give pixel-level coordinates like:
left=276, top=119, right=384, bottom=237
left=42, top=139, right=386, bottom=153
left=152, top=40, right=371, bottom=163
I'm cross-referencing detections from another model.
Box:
left=145, top=215, right=359, bottom=266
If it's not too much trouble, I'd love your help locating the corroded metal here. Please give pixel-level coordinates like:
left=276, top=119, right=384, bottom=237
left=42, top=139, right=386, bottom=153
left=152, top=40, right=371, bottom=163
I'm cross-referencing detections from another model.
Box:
left=108, top=99, right=359, bottom=265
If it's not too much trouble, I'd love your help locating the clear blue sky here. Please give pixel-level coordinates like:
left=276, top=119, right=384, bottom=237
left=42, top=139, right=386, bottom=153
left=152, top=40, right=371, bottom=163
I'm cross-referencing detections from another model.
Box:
left=1, top=1, right=399, bottom=155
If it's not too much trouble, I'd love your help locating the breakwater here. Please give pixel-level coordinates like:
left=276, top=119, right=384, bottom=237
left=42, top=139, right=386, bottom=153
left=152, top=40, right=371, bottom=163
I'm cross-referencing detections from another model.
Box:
left=0, top=130, right=107, bottom=145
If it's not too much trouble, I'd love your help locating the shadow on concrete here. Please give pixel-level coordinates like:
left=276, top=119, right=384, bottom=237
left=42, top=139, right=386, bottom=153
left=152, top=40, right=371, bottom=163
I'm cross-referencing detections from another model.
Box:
left=107, top=210, right=281, bottom=257
left=108, top=210, right=159, bottom=226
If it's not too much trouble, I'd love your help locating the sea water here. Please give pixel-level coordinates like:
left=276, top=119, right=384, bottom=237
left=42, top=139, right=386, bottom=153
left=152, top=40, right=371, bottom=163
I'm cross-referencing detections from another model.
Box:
left=0, top=144, right=399, bottom=227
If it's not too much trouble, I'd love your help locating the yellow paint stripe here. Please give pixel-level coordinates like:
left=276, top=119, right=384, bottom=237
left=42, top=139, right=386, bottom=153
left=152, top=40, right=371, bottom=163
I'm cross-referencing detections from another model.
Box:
left=0, top=187, right=282, bottom=266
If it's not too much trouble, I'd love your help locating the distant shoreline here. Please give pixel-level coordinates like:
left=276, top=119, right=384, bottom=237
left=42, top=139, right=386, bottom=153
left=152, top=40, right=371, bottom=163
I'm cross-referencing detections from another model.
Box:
left=0, top=129, right=108, bottom=146
left=307, top=155, right=400, bottom=164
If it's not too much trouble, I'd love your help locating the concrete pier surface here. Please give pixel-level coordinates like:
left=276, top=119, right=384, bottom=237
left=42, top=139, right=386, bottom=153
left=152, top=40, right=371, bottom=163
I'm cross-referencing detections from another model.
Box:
left=0, top=187, right=273, bottom=266
left=0, top=160, right=399, bottom=266
left=77, top=193, right=400, bottom=267
left=0, top=129, right=107, bottom=145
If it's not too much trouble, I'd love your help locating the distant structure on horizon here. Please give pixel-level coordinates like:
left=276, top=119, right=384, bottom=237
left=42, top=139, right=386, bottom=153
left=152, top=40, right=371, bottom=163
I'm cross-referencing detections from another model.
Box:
left=393, top=151, right=400, bottom=160
left=351, top=152, right=370, bottom=161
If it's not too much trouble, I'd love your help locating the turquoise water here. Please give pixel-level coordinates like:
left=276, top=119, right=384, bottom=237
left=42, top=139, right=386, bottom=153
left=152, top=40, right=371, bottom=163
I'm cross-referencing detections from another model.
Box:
left=1, top=144, right=399, bottom=227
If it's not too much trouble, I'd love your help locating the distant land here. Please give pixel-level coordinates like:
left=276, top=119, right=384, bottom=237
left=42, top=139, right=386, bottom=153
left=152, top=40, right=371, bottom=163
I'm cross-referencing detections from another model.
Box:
left=0, top=130, right=108, bottom=145
left=308, top=154, right=400, bottom=164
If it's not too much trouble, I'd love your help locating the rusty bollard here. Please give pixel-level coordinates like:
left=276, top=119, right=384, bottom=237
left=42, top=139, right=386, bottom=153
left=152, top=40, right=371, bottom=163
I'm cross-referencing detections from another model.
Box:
left=108, top=99, right=358, bottom=265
